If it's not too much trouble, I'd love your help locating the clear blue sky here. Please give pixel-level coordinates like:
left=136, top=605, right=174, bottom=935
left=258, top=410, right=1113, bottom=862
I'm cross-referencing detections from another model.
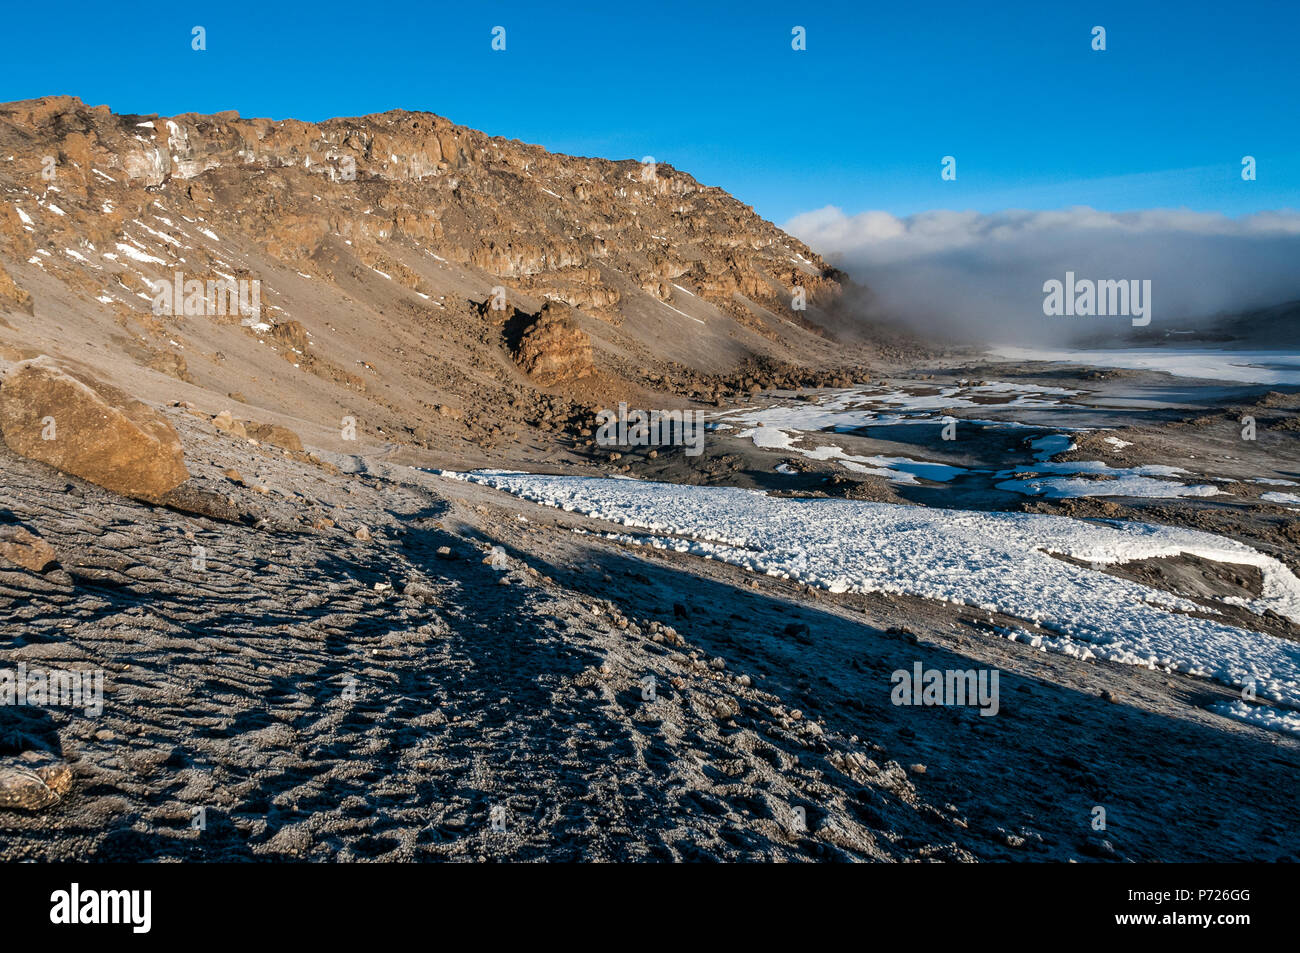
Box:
left=2, top=0, right=1295, bottom=223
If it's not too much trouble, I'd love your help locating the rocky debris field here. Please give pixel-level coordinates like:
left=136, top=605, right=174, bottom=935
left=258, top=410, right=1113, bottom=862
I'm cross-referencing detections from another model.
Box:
left=2, top=383, right=1298, bottom=861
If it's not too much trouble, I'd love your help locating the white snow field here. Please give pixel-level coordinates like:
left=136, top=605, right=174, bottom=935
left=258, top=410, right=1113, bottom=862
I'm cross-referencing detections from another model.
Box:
left=989, top=346, right=1300, bottom=386
left=438, top=471, right=1300, bottom=724
left=1210, top=700, right=1300, bottom=737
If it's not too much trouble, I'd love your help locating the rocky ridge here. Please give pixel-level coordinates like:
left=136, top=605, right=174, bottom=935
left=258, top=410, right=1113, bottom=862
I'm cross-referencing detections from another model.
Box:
left=0, top=96, right=908, bottom=458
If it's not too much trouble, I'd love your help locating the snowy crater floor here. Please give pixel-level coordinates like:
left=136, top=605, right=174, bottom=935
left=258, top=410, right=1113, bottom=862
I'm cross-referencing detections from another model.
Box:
left=438, top=470, right=1300, bottom=734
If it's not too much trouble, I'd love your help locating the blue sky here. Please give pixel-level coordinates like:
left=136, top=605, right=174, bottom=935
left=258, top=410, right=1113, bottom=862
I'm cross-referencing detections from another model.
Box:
left=2, top=0, right=1295, bottom=223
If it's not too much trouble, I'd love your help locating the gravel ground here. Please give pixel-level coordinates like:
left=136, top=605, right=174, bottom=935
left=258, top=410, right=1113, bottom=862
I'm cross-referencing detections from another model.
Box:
left=2, top=375, right=1299, bottom=862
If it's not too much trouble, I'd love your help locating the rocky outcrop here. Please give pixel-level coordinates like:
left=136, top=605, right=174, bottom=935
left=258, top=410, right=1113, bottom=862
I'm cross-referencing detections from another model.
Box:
left=0, top=96, right=879, bottom=453
left=0, top=357, right=189, bottom=502
left=511, top=301, right=594, bottom=386
left=0, top=97, right=843, bottom=342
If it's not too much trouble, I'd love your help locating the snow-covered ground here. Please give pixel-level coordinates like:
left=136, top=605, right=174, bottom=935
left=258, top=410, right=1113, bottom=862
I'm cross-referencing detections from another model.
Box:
left=438, top=470, right=1300, bottom=730
left=989, top=346, right=1300, bottom=386
left=716, top=381, right=1074, bottom=484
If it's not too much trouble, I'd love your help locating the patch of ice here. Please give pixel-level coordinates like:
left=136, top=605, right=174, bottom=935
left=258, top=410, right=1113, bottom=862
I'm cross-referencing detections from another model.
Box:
left=1030, top=434, right=1074, bottom=461
left=660, top=299, right=704, bottom=324
left=990, top=346, right=1300, bottom=386
left=997, top=475, right=1223, bottom=499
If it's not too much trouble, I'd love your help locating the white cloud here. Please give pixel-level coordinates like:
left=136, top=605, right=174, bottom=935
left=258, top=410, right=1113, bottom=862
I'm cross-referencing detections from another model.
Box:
left=784, top=206, right=1300, bottom=345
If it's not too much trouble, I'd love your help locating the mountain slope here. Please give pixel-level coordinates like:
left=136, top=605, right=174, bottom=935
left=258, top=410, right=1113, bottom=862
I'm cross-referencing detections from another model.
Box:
left=0, top=96, right=890, bottom=459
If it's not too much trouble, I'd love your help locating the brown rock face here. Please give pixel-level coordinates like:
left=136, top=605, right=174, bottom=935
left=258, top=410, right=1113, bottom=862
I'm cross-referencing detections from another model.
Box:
left=0, top=357, right=189, bottom=502
left=512, top=301, right=595, bottom=386
left=0, top=525, right=56, bottom=571
left=0, top=260, right=32, bottom=315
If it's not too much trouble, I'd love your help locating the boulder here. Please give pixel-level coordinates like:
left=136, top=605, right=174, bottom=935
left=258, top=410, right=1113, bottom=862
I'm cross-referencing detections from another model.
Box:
left=212, top=410, right=248, bottom=439
left=0, top=525, right=56, bottom=571
left=0, top=753, right=72, bottom=811
left=0, top=357, right=189, bottom=502
left=0, top=260, right=33, bottom=316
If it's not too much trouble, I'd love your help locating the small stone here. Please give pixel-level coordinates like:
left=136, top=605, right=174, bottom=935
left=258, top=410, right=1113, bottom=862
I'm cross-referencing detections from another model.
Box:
left=0, top=755, right=72, bottom=811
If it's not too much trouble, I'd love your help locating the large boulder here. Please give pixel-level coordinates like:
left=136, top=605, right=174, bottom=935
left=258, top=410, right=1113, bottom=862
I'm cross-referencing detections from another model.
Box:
left=0, top=357, right=189, bottom=502
left=511, top=300, right=594, bottom=386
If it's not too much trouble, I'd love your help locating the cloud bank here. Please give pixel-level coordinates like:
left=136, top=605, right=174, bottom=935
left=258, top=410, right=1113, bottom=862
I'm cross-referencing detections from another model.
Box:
left=784, top=206, right=1300, bottom=346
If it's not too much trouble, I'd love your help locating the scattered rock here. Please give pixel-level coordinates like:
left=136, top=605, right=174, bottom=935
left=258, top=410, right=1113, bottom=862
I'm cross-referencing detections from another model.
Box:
left=244, top=422, right=304, bottom=452
left=0, top=525, right=57, bottom=571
